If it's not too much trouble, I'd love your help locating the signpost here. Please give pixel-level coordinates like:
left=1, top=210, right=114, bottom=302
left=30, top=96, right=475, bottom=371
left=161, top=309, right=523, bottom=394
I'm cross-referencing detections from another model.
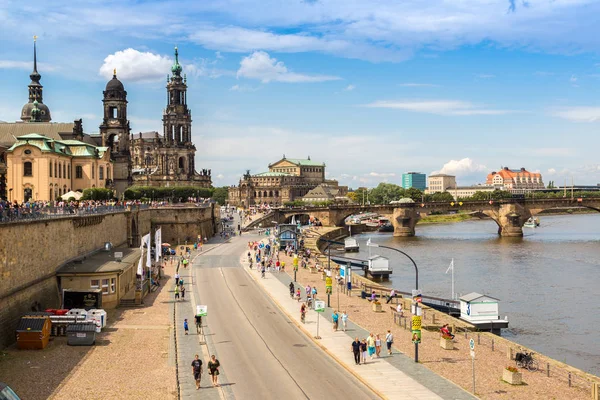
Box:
left=314, top=300, right=325, bottom=339
left=196, top=305, right=207, bottom=316
left=411, top=315, right=422, bottom=344
left=470, top=338, right=475, bottom=394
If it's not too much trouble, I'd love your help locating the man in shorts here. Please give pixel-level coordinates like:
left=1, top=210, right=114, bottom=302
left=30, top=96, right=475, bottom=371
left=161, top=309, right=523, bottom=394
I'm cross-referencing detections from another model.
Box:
left=191, top=354, right=203, bottom=390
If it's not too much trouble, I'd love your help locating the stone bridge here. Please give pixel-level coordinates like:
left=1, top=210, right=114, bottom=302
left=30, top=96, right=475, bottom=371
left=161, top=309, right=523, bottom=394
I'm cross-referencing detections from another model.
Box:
left=260, top=198, right=600, bottom=237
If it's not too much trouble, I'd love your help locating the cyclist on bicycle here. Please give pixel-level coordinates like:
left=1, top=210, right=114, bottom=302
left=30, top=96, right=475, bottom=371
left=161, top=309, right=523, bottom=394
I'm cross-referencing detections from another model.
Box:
left=300, top=303, right=307, bottom=323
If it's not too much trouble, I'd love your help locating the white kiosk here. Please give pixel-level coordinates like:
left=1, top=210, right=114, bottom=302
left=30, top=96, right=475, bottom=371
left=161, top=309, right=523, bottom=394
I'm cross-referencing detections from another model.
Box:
left=459, top=292, right=508, bottom=335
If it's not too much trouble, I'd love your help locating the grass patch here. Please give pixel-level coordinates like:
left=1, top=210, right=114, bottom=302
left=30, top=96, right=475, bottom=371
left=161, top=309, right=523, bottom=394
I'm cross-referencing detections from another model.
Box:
left=419, top=213, right=475, bottom=224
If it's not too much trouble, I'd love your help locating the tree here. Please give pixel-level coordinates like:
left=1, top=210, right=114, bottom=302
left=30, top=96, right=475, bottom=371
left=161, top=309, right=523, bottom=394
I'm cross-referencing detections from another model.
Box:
left=81, top=188, right=114, bottom=200
left=369, top=183, right=404, bottom=204
left=212, top=186, right=229, bottom=205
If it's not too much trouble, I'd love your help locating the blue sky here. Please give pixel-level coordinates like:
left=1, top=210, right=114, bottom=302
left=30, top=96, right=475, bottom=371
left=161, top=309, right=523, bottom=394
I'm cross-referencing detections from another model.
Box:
left=1, top=0, right=600, bottom=187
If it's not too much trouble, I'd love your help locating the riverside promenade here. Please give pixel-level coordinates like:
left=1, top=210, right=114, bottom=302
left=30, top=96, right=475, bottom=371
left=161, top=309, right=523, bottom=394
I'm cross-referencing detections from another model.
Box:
left=240, top=246, right=476, bottom=400
left=271, top=227, right=595, bottom=399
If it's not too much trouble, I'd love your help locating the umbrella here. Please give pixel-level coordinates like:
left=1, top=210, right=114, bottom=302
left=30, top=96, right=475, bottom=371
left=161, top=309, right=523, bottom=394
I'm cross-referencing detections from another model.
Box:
left=161, top=243, right=171, bottom=247
left=61, top=190, right=83, bottom=201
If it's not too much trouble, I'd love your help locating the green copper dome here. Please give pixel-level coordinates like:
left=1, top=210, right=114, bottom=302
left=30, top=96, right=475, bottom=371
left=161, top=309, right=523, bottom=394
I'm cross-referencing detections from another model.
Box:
left=171, top=47, right=182, bottom=76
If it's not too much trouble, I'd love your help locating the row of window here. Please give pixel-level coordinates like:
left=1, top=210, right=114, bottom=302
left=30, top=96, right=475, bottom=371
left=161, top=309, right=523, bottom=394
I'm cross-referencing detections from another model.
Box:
left=256, top=190, right=280, bottom=197
left=22, top=161, right=111, bottom=180
left=91, top=278, right=116, bottom=294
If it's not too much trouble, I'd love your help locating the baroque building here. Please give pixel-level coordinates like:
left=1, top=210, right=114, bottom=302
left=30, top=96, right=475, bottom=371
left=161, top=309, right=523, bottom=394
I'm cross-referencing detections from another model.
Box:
left=129, top=48, right=211, bottom=188
left=0, top=41, right=212, bottom=201
left=228, top=156, right=344, bottom=207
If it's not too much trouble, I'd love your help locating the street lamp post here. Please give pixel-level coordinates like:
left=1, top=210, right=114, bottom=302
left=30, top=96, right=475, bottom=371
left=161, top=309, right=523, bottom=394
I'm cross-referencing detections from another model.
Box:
left=367, top=240, right=420, bottom=363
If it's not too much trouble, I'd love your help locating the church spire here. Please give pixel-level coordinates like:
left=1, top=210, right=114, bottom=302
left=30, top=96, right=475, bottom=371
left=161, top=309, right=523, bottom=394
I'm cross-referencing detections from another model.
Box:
left=29, top=35, right=41, bottom=85
left=171, top=46, right=182, bottom=77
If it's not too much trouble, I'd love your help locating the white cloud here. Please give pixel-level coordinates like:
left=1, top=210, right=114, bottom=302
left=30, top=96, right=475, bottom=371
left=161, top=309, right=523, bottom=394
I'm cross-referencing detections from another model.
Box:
left=547, top=168, right=557, bottom=174
left=368, top=172, right=396, bottom=177
left=570, top=74, right=578, bottom=83
left=236, top=51, right=340, bottom=83
left=343, top=84, right=355, bottom=91
left=364, top=100, right=513, bottom=116
left=552, top=107, right=600, bottom=122
left=432, top=158, right=488, bottom=176
left=229, top=84, right=258, bottom=92
left=99, top=49, right=172, bottom=82
left=476, top=74, right=495, bottom=79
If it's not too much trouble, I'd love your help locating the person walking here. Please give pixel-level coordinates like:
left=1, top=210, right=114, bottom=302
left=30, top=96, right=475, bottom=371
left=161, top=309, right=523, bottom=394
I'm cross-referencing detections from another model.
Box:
left=191, top=354, right=203, bottom=390
left=341, top=311, right=348, bottom=331
left=386, top=330, right=394, bottom=355
left=386, top=289, right=396, bottom=304
left=367, top=333, right=376, bottom=360
left=351, top=337, right=361, bottom=365
left=180, top=285, right=186, bottom=301
left=195, top=314, right=202, bottom=334
left=174, top=285, right=180, bottom=301
left=375, top=334, right=382, bottom=357
left=184, top=319, right=189, bottom=335
left=208, top=354, right=221, bottom=387
left=332, top=310, right=339, bottom=332
left=360, top=339, right=368, bottom=364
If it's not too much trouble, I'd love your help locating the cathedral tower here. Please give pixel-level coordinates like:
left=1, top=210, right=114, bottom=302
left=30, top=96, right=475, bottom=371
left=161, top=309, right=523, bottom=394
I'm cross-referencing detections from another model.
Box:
left=162, top=47, right=195, bottom=175
left=21, top=36, right=51, bottom=122
left=99, top=69, right=131, bottom=195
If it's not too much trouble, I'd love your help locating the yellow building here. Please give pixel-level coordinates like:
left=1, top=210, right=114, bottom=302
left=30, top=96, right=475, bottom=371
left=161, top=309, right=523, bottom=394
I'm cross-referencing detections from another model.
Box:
left=6, top=133, right=112, bottom=203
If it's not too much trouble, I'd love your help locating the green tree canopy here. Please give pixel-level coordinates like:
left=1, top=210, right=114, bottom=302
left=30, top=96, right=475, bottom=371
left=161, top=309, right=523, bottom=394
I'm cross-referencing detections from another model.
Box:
left=211, top=186, right=229, bottom=205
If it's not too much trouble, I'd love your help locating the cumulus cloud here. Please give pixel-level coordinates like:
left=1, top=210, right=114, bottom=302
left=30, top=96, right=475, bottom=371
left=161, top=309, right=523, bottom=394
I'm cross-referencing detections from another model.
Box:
left=432, top=158, right=488, bottom=176
left=236, top=51, right=340, bottom=83
left=343, top=84, right=355, bottom=91
left=99, top=49, right=172, bottom=82
left=552, top=107, right=600, bottom=122
left=547, top=168, right=557, bottom=174
left=365, top=100, right=513, bottom=116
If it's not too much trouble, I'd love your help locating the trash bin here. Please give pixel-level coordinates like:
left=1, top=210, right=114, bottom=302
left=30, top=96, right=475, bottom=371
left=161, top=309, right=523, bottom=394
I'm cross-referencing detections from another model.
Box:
left=361, top=290, right=366, bottom=299
left=87, top=309, right=107, bottom=328
left=347, top=282, right=352, bottom=291
left=66, top=323, right=96, bottom=346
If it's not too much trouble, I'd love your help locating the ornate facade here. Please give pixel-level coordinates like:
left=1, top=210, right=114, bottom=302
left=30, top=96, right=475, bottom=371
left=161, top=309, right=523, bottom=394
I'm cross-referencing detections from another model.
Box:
left=228, top=156, right=342, bottom=207
left=129, top=48, right=211, bottom=188
left=0, top=41, right=212, bottom=201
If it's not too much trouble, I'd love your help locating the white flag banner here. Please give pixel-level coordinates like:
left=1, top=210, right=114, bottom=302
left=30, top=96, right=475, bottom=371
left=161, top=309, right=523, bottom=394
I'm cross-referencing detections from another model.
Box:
left=137, top=242, right=144, bottom=276
left=446, top=259, right=454, bottom=274
left=155, top=227, right=162, bottom=262
left=143, top=233, right=151, bottom=267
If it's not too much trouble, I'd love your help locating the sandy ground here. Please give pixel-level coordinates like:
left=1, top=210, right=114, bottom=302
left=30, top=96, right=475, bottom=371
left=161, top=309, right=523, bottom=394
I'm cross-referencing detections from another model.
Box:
left=272, top=227, right=595, bottom=400
left=0, top=262, right=177, bottom=400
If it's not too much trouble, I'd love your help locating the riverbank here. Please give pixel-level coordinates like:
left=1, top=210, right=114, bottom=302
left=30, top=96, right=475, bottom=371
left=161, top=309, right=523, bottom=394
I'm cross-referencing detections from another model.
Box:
left=419, top=213, right=478, bottom=224
left=284, top=226, right=596, bottom=399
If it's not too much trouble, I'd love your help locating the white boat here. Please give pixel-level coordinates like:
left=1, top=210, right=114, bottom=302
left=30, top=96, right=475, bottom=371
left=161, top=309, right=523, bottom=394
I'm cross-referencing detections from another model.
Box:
left=344, top=237, right=359, bottom=252
left=524, top=217, right=536, bottom=228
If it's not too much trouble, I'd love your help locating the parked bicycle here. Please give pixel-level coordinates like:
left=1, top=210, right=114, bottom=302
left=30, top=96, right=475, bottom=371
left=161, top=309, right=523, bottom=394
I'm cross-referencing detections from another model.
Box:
left=515, top=351, right=539, bottom=372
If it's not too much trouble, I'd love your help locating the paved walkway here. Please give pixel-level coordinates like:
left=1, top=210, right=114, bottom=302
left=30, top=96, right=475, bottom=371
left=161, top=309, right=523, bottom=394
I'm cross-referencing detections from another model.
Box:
left=173, top=238, right=232, bottom=400
left=240, top=254, right=476, bottom=400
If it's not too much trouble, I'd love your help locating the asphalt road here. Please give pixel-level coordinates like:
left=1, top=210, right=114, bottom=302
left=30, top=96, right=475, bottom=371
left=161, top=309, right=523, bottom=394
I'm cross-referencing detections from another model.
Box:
left=193, top=231, right=377, bottom=400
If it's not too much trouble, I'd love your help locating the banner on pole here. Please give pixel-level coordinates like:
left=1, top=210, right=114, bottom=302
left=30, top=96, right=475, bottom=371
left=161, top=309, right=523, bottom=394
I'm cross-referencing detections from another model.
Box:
left=155, top=227, right=162, bottom=262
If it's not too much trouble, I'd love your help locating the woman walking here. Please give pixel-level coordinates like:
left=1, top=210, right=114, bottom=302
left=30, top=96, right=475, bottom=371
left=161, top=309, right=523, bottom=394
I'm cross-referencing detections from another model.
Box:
left=375, top=334, right=382, bottom=357
left=208, top=354, right=221, bottom=387
left=360, top=339, right=368, bottom=364
left=367, top=333, right=376, bottom=360
left=341, top=311, right=348, bottom=331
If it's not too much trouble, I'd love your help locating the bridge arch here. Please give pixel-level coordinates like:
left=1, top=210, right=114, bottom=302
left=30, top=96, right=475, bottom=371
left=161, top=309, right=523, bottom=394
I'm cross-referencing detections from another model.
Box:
left=284, top=213, right=311, bottom=225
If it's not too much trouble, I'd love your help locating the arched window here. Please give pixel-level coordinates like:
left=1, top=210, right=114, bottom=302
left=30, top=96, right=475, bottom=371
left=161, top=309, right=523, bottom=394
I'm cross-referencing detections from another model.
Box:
left=49, top=186, right=53, bottom=200
left=75, top=166, right=83, bottom=179
left=24, top=161, right=33, bottom=177
left=263, top=191, right=267, bottom=197
left=275, top=191, right=279, bottom=197
left=269, top=191, right=273, bottom=197
left=107, top=166, right=111, bottom=179
left=179, top=157, right=185, bottom=169
left=92, top=165, right=95, bottom=179
left=54, top=163, right=57, bottom=177
left=258, top=191, right=262, bottom=197
left=49, top=161, right=52, bottom=177
left=68, top=165, right=71, bottom=179
left=63, top=185, right=67, bottom=194
left=179, top=126, right=183, bottom=142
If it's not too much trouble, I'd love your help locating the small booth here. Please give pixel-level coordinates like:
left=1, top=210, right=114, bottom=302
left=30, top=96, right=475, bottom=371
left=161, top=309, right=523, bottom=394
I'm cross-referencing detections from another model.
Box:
left=16, top=316, right=52, bottom=350
left=459, top=292, right=508, bottom=335
left=66, top=323, right=97, bottom=346
left=277, top=224, right=298, bottom=249
left=367, top=255, right=392, bottom=280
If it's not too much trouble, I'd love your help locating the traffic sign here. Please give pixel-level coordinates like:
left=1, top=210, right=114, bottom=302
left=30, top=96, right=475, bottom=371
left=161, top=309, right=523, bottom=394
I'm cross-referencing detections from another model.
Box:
left=469, top=338, right=475, bottom=350
left=196, top=305, right=207, bottom=316
left=314, top=300, right=325, bottom=312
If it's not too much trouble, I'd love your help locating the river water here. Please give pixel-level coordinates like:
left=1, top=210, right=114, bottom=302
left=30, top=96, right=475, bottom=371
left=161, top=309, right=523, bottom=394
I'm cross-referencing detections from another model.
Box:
left=351, top=214, right=600, bottom=376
